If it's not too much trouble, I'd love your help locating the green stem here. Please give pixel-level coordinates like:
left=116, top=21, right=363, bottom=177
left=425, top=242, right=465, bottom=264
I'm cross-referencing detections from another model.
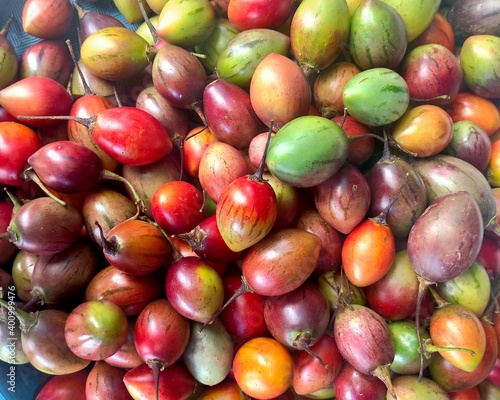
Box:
left=0, top=297, right=38, bottom=333
left=23, top=169, right=67, bottom=207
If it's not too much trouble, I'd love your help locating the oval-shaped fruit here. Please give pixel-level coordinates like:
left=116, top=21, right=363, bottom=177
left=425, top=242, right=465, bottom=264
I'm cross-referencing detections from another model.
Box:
left=348, top=0, right=407, bottom=70
left=266, top=115, right=349, bottom=188
left=80, top=26, right=154, bottom=81
left=460, top=34, right=500, bottom=99
left=290, top=0, right=351, bottom=74
left=343, top=67, right=410, bottom=126
left=249, top=53, right=311, bottom=130
left=216, top=28, right=290, bottom=88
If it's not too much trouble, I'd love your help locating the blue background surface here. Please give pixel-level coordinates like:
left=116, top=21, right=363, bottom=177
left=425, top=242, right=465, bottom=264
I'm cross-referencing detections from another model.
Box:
left=0, top=1, right=139, bottom=398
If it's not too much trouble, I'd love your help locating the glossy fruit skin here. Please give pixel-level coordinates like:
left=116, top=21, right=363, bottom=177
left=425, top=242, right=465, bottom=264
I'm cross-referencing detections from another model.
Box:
left=8, top=197, right=84, bottom=256
left=314, top=162, right=371, bottom=235
left=407, top=12, right=455, bottom=53
left=0, top=76, right=73, bottom=128
left=64, top=300, right=129, bottom=361
left=348, top=0, right=407, bottom=70
left=220, top=267, right=268, bottom=340
left=228, top=0, right=295, bottom=30
left=91, top=106, right=173, bottom=166
left=334, top=304, right=394, bottom=375
left=165, top=256, right=224, bottom=323
left=366, top=249, right=419, bottom=321
left=134, top=298, right=190, bottom=367
left=232, top=336, right=294, bottom=399
left=429, top=320, right=499, bottom=392
left=241, top=228, right=322, bottom=297
left=28, top=140, right=103, bottom=194
left=391, top=374, right=449, bottom=400
left=216, top=171, right=277, bottom=252
left=388, top=319, right=433, bottom=375
left=85, top=265, right=164, bottom=316
left=429, top=303, right=486, bottom=372
left=22, top=0, right=74, bottom=39
left=0, top=121, right=42, bottom=186
left=342, top=67, right=410, bottom=126
left=266, top=115, right=349, bottom=188
left=342, top=217, right=395, bottom=288
left=292, top=333, right=343, bottom=395
left=102, top=219, right=172, bottom=276
left=334, top=361, right=387, bottom=400
left=390, top=104, right=454, bottom=157
left=407, top=191, right=484, bottom=283
left=36, top=370, right=89, bottom=400
left=22, top=309, right=91, bottom=375
left=290, top=0, right=350, bottom=73
left=151, top=180, right=205, bottom=235
left=123, top=362, right=196, bottom=400
left=399, top=43, right=462, bottom=105
left=85, top=361, right=133, bottom=400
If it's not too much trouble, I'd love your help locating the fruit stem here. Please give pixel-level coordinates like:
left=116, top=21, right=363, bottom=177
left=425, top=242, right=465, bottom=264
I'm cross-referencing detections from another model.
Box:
left=371, top=171, right=410, bottom=226
left=415, top=275, right=433, bottom=382
left=3, top=188, right=22, bottom=211
left=199, top=275, right=252, bottom=331
left=485, top=217, right=500, bottom=242
left=66, top=39, right=93, bottom=97
left=423, top=338, right=477, bottom=357
left=95, top=221, right=119, bottom=255
left=141, top=216, right=183, bottom=261
left=23, top=169, right=68, bottom=207
left=191, top=102, right=207, bottom=126
left=481, top=273, right=500, bottom=322
left=16, top=114, right=93, bottom=129
left=0, top=15, right=13, bottom=36
left=71, top=0, right=87, bottom=19
left=99, top=169, right=144, bottom=217
left=137, top=0, right=162, bottom=46
left=0, top=297, right=38, bottom=333
left=294, top=331, right=329, bottom=369
left=427, top=286, right=448, bottom=309
left=372, top=364, right=396, bottom=400
left=147, top=360, right=165, bottom=400
left=250, top=121, right=274, bottom=183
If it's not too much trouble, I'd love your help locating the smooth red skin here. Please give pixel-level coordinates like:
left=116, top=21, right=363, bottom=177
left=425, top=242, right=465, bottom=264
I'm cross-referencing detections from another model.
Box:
left=0, top=76, right=73, bottom=127
left=204, top=78, right=262, bottom=149
left=220, top=268, right=268, bottom=341
left=91, top=107, right=173, bottom=166
left=292, top=333, right=343, bottom=395
left=476, top=236, right=500, bottom=279
left=180, top=214, right=241, bottom=263
left=487, top=354, right=500, bottom=386
left=68, top=94, right=118, bottom=171
left=0, top=121, right=42, bottom=186
left=104, top=318, right=143, bottom=370
left=228, top=0, right=296, bottom=30
left=35, top=370, right=89, bottom=400
left=151, top=180, right=205, bottom=235
left=22, top=0, right=74, bottom=39
left=28, top=140, right=103, bottom=193
left=0, top=106, right=15, bottom=122
left=333, top=362, right=387, bottom=400
left=331, top=115, right=374, bottom=166
left=123, top=362, right=196, bottom=400
left=103, top=219, right=173, bottom=276
left=400, top=44, right=462, bottom=105
left=165, top=256, right=224, bottom=323
left=134, top=298, right=190, bottom=366
left=429, top=320, right=498, bottom=391
left=342, top=219, right=395, bottom=288
left=408, top=12, right=455, bottom=53
left=294, top=208, right=343, bottom=275
left=216, top=175, right=277, bottom=252
left=86, top=361, right=133, bottom=400
left=85, top=266, right=164, bottom=316
left=20, top=40, right=74, bottom=87
left=314, top=163, right=371, bottom=235
left=183, top=126, right=219, bottom=178
left=64, top=300, right=129, bottom=361
left=242, top=228, right=322, bottom=297
left=199, top=141, right=250, bottom=203
left=365, top=251, right=419, bottom=321
left=334, top=304, right=394, bottom=375
left=264, top=281, right=330, bottom=351
left=448, top=386, right=481, bottom=400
